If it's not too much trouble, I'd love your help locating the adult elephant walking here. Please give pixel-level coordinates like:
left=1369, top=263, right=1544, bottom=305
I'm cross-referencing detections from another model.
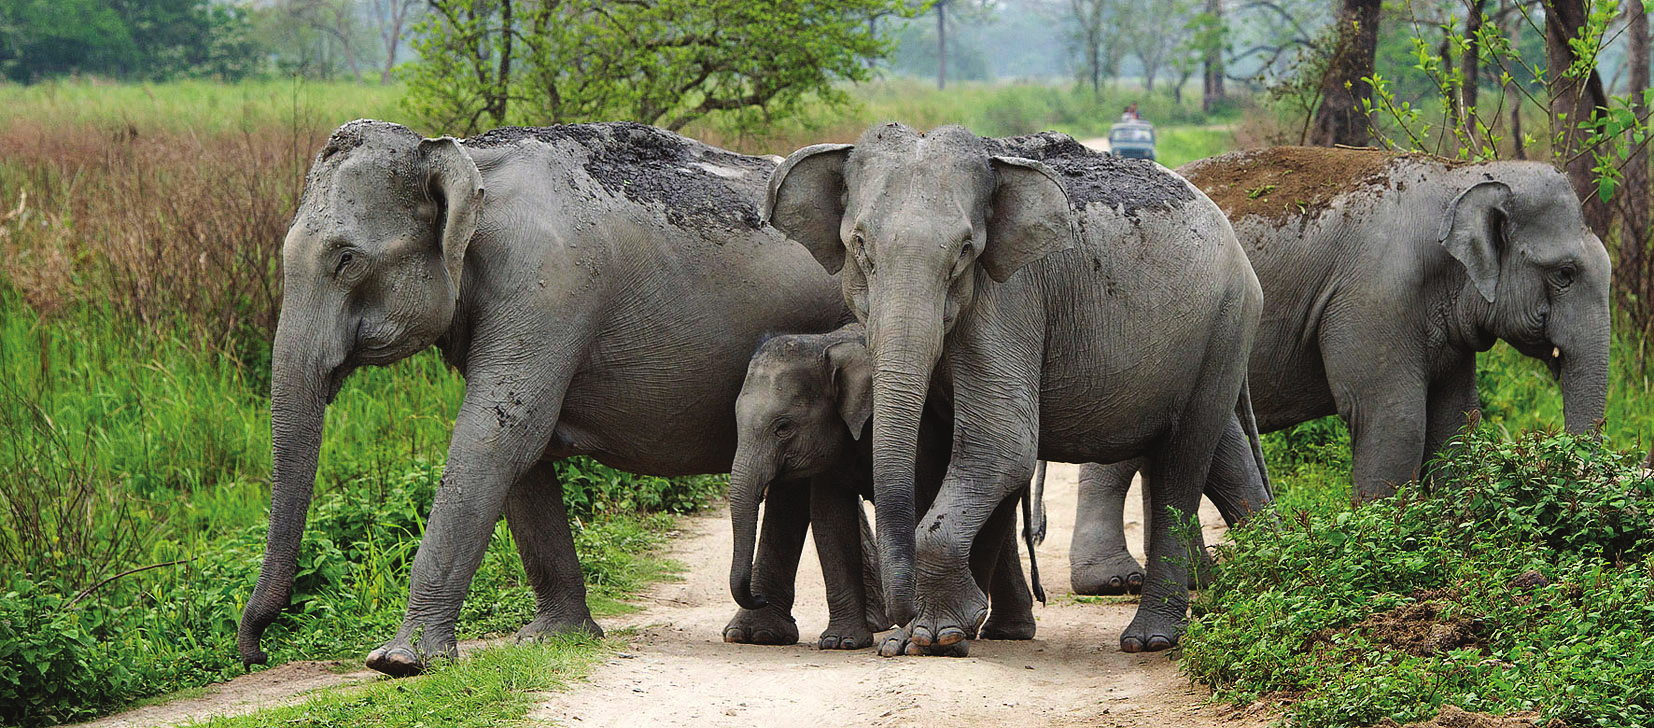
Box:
left=236, top=121, right=846, bottom=677
left=1068, top=147, right=1612, bottom=595
left=766, top=126, right=1267, bottom=654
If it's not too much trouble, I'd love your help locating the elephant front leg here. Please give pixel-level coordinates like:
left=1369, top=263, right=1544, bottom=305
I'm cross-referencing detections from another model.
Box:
left=367, top=373, right=567, bottom=677
left=808, top=479, right=875, bottom=650
left=722, top=480, right=809, bottom=646
left=1421, top=360, right=1480, bottom=488
left=1069, top=460, right=1147, bottom=595
left=506, top=461, right=602, bottom=643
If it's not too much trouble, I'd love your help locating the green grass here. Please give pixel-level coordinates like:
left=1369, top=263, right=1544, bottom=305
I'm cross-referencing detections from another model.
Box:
left=0, top=78, right=407, bottom=134
left=201, top=636, right=609, bottom=728
left=1183, top=429, right=1654, bottom=727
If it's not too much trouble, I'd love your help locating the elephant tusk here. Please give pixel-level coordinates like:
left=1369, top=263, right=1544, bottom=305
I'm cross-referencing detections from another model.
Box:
left=1552, top=347, right=1560, bottom=360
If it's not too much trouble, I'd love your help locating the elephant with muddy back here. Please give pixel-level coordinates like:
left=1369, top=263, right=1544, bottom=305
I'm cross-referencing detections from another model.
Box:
left=1066, top=147, right=1612, bottom=596
left=725, top=323, right=1042, bottom=653
left=765, top=125, right=1271, bottom=655
left=236, top=120, right=850, bottom=677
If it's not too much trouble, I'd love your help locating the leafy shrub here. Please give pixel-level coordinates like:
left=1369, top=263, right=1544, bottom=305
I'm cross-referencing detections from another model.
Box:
left=1182, top=428, right=1654, bottom=727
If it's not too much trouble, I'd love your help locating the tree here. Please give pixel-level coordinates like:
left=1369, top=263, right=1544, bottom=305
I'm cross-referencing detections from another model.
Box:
left=405, top=0, right=915, bottom=135
left=1622, top=0, right=1650, bottom=338
left=1200, top=0, right=1227, bottom=110
left=1309, top=0, right=1381, bottom=146
left=282, top=0, right=369, bottom=80
left=1068, top=0, right=1127, bottom=94
left=1128, top=0, right=1199, bottom=93
left=369, top=0, right=423, bottom=84
left=0, top=0, right=257, bottom=82
left=1544, top=0, right=1612, bottom=237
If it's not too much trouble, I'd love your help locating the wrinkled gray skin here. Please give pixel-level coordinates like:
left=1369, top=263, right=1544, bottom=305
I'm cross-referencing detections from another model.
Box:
left=236, top=121, right=846, bottom=677
left=726, top=324, right=1038, bottom=653
left=766, top=125, right=1265, bottom=654
left=1068, top=150, right=1612, bottom=596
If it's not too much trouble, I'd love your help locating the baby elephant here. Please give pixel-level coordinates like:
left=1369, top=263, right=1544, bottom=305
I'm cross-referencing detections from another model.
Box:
left=726, top=324, right=1040, bottom=653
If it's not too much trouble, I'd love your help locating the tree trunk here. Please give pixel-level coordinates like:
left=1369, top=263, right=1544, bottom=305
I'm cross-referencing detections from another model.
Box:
left=1462, top=0, right=1484, bottom=118
left=491, top=0, right=513, bottom=127
left=1310, top=0, right=1381, bottom=147
left=1624, top=0, right=1651, bottom=337
left=937, top=0, right=948, bottom=91
left=1505, top=0, right=1526, bottom=159
left=1545, top=0, right=1612, bottom=238
left=1203, top=0, right=1226, bottom=111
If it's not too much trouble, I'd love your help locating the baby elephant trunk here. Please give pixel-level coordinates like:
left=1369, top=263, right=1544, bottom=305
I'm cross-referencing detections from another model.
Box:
left=728, top=451, right=773, bottom=611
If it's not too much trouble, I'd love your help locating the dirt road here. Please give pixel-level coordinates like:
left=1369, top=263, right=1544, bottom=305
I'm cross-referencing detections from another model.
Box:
left=534, top=463, right=1271, bottom=727
left=78, top=463, right=1271, bottom=727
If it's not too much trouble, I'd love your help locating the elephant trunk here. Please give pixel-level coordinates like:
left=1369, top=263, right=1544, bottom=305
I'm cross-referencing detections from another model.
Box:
left=1558, top=318, right=1610, bottom=436
left=728, top=450, right=774, bottom=610
left=237, top=309, right=343, bottom=666
left=865, top=287, right=946, bottom=628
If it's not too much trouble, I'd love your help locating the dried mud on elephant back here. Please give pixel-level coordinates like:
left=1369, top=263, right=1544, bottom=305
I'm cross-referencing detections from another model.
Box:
left=1180, top=147, right=1465, bottom=224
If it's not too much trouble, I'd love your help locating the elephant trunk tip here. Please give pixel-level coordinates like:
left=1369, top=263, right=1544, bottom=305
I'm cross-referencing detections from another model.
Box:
left=730, top=575, right=768, bottom=611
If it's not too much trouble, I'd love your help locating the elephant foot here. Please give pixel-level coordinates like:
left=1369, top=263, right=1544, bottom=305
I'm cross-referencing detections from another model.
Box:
left=722, top=605, right=799, bottom=645
left=1071, top=552, right=1146, bottom=596
left=516, top=614, right=604, bottom=643
left=817, top=623, right=874, bottom=650
left=1119, top=611, right=1186, bottom=654
left=979, top=612, right=1037, bottom=641
left=875, top=628, right=969, bottom=658
left=366, top=630, right=456, bottom=677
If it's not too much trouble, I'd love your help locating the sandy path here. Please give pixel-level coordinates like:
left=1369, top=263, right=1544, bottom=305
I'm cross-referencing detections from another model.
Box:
left=533, top=463, right=1272, bottom=728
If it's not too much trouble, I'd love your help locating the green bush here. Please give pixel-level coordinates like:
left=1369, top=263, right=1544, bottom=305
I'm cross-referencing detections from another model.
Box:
left=1182, top=428, right=1654, bottom=727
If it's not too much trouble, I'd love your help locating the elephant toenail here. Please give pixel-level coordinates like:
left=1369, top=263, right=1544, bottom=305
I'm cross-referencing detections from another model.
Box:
left=904, top=640, right=923, bottom=656
left=1121, top=637, right=1144, bottom=653
left=910, top=626, right=934, bottom=646
left=936, top=627, right=967, bottom=646
left=723, top=629, right=744, bottom=643
left=1127, top=574, right=1144, bottom=588
left=1147, top=635, right=1174, bottom=651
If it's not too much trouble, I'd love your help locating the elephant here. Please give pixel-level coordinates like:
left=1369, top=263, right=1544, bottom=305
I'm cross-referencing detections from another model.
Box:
left=1066, top=146, right=1612, bottom=596
left=765, top=125, right=1269, bottom=655
left=725, top=323, right=1042, bottom=653
left=236, top=120, right=849, bottom=677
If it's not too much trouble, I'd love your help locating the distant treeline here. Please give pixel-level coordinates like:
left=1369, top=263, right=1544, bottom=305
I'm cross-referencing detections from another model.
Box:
left=0, top=0, right=260, bottom=82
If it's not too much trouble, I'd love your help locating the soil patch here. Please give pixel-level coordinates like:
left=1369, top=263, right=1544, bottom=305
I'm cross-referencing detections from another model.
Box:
left=1375, top=705, right=1555, bottom=728
left=465, top=122, right=772, bottom=231
left=985, top=132, right=1195, bottom=218
left=1310, top=601, right=1484, bottom=658
left=1178, top=147, right=1460, bottom=223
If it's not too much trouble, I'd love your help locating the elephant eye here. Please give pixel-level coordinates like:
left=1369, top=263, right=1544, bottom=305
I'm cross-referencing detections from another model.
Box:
left=774, top=419, right=795, bottom=439
left=1551, top=265, right=1576, bottom=289
left=334, top=251, right=355, bottom=277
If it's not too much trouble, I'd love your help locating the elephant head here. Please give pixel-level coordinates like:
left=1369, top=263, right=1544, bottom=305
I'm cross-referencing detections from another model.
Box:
left=728, top=330, right=873, bottom=609
left=763, top=124, right=1076, bottom=624
left=1438, top=170, right=1611, bottom=433
left=237, top=121, right=484, bottom=666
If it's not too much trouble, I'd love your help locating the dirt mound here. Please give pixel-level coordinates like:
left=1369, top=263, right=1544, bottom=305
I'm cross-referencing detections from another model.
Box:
left=465, top=122, right=772, bottom=231
left=1179, top=147, right=1456, bottom=223
left=1375, top=705, right=1555, bottom=728
left=1355, top=601, right=1483, bottom=657
left=984, top=132, right=1196, bottom=218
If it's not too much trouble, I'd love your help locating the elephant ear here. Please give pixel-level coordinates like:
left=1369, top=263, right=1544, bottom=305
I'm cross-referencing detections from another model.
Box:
left=826, top=339, right=873, bottom=440
left=420, top=137, right=485, bottom=297
left=765, top=144, right=854, bottom=274
left=1439, top=180, right=1512, bottom=303
left=985, top=156, right=1079, bottom=283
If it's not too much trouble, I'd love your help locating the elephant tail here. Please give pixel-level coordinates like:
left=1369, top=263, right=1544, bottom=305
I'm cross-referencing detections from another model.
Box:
left=1028, top=461, right=1049, bottom=546
left=1238, top=377, right=1273, bottom=502
left=858, top=502, right=892, bottom=631
left=1020, top=481, right=1046, bottom=604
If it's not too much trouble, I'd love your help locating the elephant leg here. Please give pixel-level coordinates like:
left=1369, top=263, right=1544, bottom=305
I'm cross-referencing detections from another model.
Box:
left=809, top=478, right=875, bottom=650
left=368, top=367, right=569, bottom=677
left=1071, top=459, right=1146, bottom=595
left=1202, top=414, right=1272, bottom=527
left=1324, top=328, right=1430, bottom=500
left=1121, top=392, right=1233, bottom=653
left=1421, top=359, right=1480, bottom=489
left=506, top=461, right=602, bottom=642
left=722, top=479, right=810, bottom=646
left=979, top=495, right=1036, bottom=640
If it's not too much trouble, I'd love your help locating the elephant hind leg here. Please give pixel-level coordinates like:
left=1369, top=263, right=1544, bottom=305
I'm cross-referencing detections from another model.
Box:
left=506, top=460, right=603, bottom=642
left=979, top=495, right=1036, bottom=640
left=1070, top=460, right=1146, bottom=596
